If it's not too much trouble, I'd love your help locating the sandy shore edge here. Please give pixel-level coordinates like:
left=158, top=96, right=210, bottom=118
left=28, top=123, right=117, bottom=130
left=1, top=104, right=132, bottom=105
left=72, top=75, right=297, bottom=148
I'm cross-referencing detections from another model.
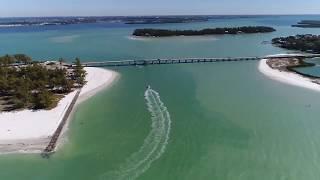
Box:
left=56, top=68, right=120, bottom=152
left=0, top=67, right=119, bottom=154
left=258, top=57, right=320, bottom=92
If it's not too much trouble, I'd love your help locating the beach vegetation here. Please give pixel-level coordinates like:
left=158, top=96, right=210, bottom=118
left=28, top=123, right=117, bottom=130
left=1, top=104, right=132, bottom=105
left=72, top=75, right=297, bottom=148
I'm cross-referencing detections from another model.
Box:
left=13, top=54, right=32, bottom=64
left=0, top=54, right=87, bottom=111
left=73, top=58, right=87, bottom=87
left=0, top=54, right=32, bottom=65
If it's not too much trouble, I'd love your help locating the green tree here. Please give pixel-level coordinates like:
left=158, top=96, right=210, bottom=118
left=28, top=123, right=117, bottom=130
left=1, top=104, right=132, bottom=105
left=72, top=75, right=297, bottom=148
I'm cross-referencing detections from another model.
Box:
left=0, top=54, right=15, bottom=65
left=14, top=54, right=32, bottom=64
left=33, top=89, right=54, bottom=109
left=0, top=53, right=76, bottom=110
left=0, top=77, right=9, bottom=95
left=61, top=78, right=73, bottom=93
left=73, top=58, right=87, bottom=87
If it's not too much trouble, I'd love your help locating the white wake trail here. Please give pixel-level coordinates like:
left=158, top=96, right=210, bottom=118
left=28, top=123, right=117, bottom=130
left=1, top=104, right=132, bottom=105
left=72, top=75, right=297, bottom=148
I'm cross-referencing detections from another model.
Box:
left=101, top=88, right=171, bottom=180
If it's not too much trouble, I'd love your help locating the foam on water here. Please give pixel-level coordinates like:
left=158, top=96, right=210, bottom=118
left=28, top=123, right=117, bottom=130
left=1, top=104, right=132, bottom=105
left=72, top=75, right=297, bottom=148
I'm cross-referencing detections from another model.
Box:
left=127, top=36, right=152, bottom=41
left=101, top=88, right=171, bottom=180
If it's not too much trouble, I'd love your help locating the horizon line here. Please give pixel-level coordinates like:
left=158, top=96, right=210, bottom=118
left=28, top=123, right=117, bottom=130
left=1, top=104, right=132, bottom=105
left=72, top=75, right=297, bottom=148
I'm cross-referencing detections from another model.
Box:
left=1, top=13, right=320, bottom=18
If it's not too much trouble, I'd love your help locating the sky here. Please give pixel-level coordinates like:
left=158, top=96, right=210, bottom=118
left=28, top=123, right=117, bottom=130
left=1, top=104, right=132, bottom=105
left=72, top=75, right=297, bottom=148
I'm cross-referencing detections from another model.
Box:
left=1, top=0, right=320, bottom=17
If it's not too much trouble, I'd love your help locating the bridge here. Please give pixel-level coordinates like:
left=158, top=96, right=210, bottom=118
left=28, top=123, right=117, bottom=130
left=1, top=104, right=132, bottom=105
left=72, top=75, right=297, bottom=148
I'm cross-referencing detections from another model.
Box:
left=78, top=54, right=320, bottom=67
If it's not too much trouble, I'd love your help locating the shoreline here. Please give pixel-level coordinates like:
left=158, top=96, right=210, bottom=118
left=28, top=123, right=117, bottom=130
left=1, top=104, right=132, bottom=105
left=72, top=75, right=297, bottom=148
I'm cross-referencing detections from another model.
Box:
left=128, top=35, right=219, bottom=41
left=56, top=68, right=120, bottom=153
left=0, top=67, right=119, bottom=155
left=258, top=57, right=320, bottom=92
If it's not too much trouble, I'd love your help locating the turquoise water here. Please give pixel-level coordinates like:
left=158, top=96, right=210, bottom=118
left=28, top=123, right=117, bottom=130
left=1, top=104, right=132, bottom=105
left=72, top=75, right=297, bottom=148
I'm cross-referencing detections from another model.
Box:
left=295, top=66, right=320, bottom=77
left=294, top=58, right=320, bottom=77
left=1, top=16, right=320, bottom=180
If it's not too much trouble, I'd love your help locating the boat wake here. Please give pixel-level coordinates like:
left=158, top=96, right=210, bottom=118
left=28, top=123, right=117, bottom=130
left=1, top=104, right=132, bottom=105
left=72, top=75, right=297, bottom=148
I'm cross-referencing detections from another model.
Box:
left=101, top=88, right=171, bottom=180
left=127, top=36, right=151, bottom=41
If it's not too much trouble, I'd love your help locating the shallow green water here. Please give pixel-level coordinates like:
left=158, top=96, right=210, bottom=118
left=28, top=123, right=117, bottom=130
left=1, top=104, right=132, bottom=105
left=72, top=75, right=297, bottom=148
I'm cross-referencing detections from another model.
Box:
left=1, top=16, right=320, bottom=180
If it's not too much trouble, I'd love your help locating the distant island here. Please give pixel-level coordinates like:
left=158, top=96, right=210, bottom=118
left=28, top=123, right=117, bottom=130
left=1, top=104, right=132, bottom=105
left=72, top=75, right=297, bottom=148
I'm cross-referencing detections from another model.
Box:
left=0, top=17, right=102, bottom=27
left=0, top=54, right=86, bottom=111
left=132, top=26, right=276, bottom=37
left=0, top=16, right=263, bottom=28
left=0, top=16, right=209, bottom=27
left=272, top=34, right=320, bottom=53
left=292, top=20, right=320, bottom=28
left=125, top=16, right=208, bottom=24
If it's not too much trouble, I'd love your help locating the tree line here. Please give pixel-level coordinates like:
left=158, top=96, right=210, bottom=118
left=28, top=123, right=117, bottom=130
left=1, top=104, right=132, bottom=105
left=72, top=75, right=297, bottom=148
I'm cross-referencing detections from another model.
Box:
left=272, top=34, right=320, bottom=53
left=0, top=54, right=32, bottom=65
left=133, top=26, right=276, bottom=37
left=0, top=54, right=87, bottom=111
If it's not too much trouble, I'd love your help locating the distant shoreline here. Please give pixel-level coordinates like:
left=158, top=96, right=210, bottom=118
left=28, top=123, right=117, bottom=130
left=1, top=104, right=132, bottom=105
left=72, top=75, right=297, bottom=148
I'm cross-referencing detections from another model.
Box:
left=0, top=67, right=119, bottom=155
left=292, top=20, right=320, bottom=28
left=132, top=26, right=276, bottom=37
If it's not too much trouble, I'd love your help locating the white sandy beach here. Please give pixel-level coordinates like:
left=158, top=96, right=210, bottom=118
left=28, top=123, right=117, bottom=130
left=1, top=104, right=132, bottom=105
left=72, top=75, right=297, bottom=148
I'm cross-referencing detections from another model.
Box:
left=0, top=67, right=118, bottom=154
left=259, top=58, right=320, bottom=92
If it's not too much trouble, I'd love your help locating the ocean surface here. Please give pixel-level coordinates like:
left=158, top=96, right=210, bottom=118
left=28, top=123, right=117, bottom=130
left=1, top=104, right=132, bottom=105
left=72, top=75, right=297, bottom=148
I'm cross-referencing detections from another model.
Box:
left=1, top=15, right=320, bottom=180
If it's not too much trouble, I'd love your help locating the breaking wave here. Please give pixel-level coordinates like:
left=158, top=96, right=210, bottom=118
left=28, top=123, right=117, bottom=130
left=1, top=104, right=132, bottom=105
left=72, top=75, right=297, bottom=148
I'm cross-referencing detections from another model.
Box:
left=101, top=88, right=171, bottom=180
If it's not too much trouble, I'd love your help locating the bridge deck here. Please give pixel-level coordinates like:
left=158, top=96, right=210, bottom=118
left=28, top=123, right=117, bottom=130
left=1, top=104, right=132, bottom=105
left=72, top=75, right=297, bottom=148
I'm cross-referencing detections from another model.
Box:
left=78, top=54, right=320, bottom=67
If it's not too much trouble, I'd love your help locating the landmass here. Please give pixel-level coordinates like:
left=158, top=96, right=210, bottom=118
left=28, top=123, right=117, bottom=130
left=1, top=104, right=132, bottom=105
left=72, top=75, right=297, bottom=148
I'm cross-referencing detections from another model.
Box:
left=124, top=15, right=261, bottom=24
left=0, top=16, right=262, bottom=28
left=272, top=34, right=320, bottom=53
left=292, top=20, right=320, bottom=28
left=124, top=16, right=208, bottom=24
left=0, top=17, right=102, bottom=27
left=259, top=54, right=320, bottom=92
left=0, top=16, right=208, bottom=27
left=132, top=26, right=276, bottom=37
left=261, top=34, right=320, bottom=91
left=0, top=55, right=118, bottom=154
